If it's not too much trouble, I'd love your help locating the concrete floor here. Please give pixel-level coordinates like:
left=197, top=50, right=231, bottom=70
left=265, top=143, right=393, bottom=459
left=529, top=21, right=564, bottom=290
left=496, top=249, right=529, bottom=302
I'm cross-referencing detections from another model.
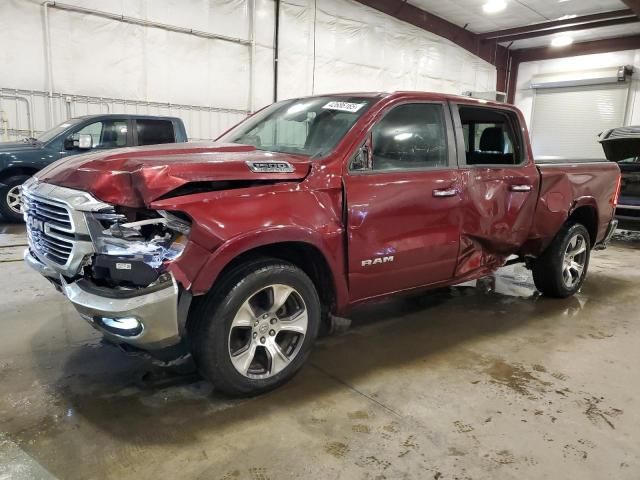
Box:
left=1, top=224, right=639, bottom=480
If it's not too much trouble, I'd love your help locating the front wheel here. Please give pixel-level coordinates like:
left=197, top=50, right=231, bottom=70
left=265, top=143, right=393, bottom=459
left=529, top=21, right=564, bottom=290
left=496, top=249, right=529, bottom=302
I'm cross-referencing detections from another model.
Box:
left=0, top=174, right=30, bottom=222
left=190, top=258, right=321, bottom=396
left=532, top=223, right=591, bottom=298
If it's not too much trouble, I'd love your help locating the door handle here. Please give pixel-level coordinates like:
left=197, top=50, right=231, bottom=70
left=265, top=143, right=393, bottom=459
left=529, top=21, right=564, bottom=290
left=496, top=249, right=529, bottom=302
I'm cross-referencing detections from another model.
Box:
left=510, top=184, right=532, bottom=192
left=433, top=188, right=457, bottom=198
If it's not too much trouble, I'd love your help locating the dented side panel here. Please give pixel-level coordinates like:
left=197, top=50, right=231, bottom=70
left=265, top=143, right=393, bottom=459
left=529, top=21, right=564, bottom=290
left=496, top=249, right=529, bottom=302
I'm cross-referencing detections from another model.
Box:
left=529, top=162, right=620, bottom=251
left=456, top=165, right=540, bottom=276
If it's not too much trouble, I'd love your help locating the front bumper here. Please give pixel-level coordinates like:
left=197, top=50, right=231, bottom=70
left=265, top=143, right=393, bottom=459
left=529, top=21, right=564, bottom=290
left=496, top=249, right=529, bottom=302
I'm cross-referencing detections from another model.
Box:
left=25, top=249, right=181, bottom=350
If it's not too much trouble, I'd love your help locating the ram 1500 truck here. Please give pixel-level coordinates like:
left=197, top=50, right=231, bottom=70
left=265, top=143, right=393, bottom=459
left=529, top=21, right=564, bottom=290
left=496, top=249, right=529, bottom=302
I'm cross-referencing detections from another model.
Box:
left=0, top=114, right=187, bottom=222
left=600, top=126, right=640, bottom=229
left=22, top=92, right=620, bottom=396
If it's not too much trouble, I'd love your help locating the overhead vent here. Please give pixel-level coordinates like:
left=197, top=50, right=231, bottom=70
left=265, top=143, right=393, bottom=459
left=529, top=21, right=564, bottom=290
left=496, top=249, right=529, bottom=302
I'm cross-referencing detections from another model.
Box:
left=530, top=66, right=633, bottom=89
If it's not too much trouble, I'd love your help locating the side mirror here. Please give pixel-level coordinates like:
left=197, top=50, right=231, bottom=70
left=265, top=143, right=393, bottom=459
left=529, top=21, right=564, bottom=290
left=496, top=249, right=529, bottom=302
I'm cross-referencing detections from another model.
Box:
left=351, top=132, right=374, bottom=171
left=351, top=146, right=370, bottom=171
left=77, top=134, right=92, bottom=150
left=64, top=134, right=93, bottom=150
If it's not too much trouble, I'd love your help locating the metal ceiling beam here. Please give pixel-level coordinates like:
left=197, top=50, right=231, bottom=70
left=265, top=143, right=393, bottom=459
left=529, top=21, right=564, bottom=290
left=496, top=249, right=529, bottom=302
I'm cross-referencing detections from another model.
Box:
left=480, top=9, right=635, bottom=40
left=506, top=35, right=640, bottom=103
left=487, top=17, right=639, bottom=43
left=621, top=0, right=640, bottom=17
left=512, top=34, right=640, bottom=63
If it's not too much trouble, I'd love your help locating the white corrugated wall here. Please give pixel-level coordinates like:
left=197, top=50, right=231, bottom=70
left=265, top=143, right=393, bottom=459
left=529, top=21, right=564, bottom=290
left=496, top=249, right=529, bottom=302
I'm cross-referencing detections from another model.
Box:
left=0, top=0, right=497, bottom=142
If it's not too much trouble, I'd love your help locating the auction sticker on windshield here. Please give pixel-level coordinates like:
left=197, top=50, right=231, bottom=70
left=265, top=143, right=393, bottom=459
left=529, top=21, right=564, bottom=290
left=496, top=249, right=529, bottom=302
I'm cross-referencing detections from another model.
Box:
left=322, top=101, right=365, bottom=113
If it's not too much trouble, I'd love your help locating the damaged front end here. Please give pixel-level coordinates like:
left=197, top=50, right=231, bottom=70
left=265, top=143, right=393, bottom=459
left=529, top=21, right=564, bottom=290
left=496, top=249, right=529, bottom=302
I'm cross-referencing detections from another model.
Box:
left=85, top=208, right=191, bottom=289
left=22, top=179, right=192, bottom=354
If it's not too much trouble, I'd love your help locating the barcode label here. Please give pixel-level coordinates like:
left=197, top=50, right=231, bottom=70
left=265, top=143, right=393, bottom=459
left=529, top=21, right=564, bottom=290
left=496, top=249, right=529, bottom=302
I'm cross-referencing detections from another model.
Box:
left=322, top=101, right=365, bottom=113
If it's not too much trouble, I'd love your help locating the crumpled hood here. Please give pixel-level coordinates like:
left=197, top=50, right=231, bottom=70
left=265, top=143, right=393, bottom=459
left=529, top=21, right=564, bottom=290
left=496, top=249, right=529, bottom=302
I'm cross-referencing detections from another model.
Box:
left=35, top=141, right=312, bottom=207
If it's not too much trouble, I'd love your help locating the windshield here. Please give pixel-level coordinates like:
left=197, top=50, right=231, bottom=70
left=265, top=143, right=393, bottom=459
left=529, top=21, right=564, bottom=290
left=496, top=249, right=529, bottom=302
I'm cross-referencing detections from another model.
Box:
left=219, top=96, right=376, bottom=157
left=36, top=118, right=83, bottom=143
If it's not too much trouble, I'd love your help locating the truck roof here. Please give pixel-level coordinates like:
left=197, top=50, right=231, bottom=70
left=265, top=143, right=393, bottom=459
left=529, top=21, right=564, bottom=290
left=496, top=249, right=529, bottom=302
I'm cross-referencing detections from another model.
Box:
left=73, top=114, right=183, bottom=122
left=294, top=91, right=511, bottom=109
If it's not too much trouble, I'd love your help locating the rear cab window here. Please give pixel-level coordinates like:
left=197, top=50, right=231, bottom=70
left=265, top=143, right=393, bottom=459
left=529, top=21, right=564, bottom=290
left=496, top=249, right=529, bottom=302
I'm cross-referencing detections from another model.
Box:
left=457, top=105, right=524, bottom=166
left=136, top=119, right=175, bottom=146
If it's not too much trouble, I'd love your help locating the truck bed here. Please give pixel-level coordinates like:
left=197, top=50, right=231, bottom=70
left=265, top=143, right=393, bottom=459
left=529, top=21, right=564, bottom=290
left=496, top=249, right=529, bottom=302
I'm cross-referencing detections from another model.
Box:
left=531, top=160, right=620, bottom=249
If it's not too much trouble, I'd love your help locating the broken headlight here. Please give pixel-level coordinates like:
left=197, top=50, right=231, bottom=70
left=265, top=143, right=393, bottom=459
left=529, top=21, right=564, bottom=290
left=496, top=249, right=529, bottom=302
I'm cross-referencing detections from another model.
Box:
left=86, top=209, right=191, bottom=287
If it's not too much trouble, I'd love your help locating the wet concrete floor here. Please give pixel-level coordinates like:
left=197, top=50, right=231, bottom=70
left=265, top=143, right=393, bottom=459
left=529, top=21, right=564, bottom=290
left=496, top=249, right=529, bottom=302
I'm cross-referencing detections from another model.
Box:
left=1, top=224, right=639, bottom=479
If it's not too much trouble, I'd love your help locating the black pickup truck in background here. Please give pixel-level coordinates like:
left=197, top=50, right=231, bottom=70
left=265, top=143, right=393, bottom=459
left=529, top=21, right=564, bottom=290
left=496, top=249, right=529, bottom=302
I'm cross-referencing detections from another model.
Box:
left=0, top=114, right=188, bottom=222
left=600, top=126, right=640, bottom=230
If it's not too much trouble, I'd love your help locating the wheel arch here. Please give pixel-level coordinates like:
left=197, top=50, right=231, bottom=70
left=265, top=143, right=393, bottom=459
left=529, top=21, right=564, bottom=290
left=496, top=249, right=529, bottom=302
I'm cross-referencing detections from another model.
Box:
left=189, top=229, right=349, bottom=317
left=221, top=242, right=337, bottom=309
left=568, top=200, right=598, bottom=248
left=0, top=166, right=39, bottom=184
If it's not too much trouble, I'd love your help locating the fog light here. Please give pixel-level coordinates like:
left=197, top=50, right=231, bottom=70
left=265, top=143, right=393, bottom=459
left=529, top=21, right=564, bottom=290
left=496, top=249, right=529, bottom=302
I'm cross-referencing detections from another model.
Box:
left=95, top=316, right=143, bottom=337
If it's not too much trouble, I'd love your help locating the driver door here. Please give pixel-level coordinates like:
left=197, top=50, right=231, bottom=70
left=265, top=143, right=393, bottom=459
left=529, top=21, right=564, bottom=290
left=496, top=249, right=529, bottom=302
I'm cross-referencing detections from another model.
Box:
left=344, top=101, right=462, bottom=301
left=59, top=119, right=133, bottom=154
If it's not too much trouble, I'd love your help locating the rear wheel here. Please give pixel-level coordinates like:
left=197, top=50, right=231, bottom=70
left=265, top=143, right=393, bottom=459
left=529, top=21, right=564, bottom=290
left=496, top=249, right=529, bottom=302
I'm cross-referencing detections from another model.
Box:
left=190, top=258, right=321, bottom=396
left=0, top=174, right=30, bottom=222
left=532, top=222, right=590, bottom=298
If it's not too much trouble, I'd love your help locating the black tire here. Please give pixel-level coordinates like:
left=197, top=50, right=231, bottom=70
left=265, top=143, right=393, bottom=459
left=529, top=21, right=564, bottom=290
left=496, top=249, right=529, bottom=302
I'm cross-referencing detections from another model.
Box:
left=189, top=258, right=321, bottom=396
left=532, top=222, right=591, bottom=298
left=0, top=174, right=30, bottom=222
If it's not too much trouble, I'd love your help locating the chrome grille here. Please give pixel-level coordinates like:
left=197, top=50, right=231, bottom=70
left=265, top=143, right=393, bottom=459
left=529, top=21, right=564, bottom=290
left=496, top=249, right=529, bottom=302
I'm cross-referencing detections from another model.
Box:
left=23, top=193, right=74, bottom=266
left=22, top=194, right=73, bottom=231
left=22, top=181, right=112, bottom=277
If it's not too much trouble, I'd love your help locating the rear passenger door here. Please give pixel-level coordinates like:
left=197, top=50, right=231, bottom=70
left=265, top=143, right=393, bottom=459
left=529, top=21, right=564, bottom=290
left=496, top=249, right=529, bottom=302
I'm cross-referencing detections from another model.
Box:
left=133, top=119, right=176, bottom=146
left=344, top=101, right=462, bottom=301
left=451, top=103, right=540, bottom=275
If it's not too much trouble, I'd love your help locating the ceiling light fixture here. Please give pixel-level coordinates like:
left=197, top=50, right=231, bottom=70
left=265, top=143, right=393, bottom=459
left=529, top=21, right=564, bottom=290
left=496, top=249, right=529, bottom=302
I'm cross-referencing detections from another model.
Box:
left=551, top=35, right=573, bottom=47
left=482, top=0, right=507, bottom=14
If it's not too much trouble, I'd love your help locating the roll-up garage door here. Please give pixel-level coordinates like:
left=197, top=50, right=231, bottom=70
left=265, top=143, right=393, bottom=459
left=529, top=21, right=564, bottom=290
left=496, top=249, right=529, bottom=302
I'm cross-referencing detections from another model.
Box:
left=530, top=82, right=630, bottom=161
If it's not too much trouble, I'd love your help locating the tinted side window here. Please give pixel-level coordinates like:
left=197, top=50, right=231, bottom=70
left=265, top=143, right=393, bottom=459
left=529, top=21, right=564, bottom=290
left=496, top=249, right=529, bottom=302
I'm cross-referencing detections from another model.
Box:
left=136, top=120, right=175, bottom=146
left=459, top=106, right=521, bottom=165
left=73, top=120, right=128, bottom=148
left=371, top=103, right=448, bottom=171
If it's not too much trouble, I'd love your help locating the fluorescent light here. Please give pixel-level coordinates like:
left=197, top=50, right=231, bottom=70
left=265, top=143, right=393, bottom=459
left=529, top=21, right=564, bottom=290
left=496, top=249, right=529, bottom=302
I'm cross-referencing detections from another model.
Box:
left=551, top=35, right=573, bottom=47
left=483, top=0, right=506, bottom=14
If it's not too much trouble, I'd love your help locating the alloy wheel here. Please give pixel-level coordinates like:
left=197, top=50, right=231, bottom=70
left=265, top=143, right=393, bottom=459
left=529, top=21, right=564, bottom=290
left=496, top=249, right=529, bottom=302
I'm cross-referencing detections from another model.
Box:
left=562, top=233, right=587, bottom=289
left=6, top=185, right=22, bottom=214
left=227, top=284, right=308, bottom=379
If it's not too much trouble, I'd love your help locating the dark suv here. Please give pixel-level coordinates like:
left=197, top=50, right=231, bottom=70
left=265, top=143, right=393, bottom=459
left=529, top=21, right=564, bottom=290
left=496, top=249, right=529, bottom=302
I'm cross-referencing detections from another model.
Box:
left=0, top=114, right=187, bottom=221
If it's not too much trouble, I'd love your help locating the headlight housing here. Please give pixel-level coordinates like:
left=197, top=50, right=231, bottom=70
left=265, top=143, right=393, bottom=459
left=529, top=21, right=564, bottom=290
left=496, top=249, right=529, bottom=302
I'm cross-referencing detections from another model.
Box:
left=86, top=208, right=191, bottom=287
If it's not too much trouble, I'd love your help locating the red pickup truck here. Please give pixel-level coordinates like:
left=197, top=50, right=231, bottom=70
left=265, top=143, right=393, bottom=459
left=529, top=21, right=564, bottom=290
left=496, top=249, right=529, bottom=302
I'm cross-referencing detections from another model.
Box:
left=23, top=92, right=620, bottom=395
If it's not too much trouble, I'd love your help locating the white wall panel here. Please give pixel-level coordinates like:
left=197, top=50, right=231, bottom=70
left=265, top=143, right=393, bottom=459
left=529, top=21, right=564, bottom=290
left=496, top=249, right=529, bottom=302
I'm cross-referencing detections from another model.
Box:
left=0, top=0, right=496, bottom=142
left=278, top=0, right=497, bottom=100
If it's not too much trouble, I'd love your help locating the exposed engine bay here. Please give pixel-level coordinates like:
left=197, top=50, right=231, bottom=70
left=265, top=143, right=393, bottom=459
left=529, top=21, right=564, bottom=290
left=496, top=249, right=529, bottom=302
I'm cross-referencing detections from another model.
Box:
left=84, top=208, right=191, bottom=289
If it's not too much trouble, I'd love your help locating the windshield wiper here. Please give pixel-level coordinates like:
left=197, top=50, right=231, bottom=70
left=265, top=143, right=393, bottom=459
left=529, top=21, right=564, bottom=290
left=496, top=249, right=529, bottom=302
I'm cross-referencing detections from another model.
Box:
left=22, top=137, right=40, bottom=144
